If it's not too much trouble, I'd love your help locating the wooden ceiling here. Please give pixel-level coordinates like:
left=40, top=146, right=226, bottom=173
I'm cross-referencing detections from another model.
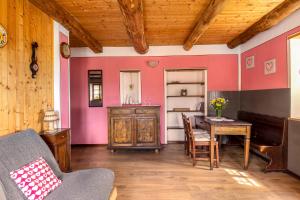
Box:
left=55, top=0, right=286, bottom=48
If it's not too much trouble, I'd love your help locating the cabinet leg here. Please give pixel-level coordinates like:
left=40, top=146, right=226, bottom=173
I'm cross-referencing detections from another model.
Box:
left=155, top=149, right=160, bottom=154
left=111, top=149, right=115, bottom=153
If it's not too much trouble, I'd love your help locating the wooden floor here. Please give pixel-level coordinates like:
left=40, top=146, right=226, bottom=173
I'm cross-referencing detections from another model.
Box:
left=71, top=144, right=300, bottom=200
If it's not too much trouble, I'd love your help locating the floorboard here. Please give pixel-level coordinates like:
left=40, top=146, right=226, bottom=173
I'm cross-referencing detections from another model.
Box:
left=71, top=144, right=300, bottom=200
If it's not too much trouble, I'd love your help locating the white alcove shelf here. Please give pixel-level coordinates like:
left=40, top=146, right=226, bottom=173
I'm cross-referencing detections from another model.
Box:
left=165, top=69, right=207, bottom=142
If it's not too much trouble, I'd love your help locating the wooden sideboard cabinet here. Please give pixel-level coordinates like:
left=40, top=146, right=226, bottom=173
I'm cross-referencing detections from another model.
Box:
left=40, top=128, right=71, bottom=172
left=108, top=106, right=161, bottom=152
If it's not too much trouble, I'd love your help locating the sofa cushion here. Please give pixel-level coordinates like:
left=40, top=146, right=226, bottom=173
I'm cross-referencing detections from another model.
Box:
left=45, top=168, right=115, bottom=200
left=194, top=133, right=217, bottom=142
left=10, top=157, right=62, bottom=200
left=0, top=129, right=62, bottom=200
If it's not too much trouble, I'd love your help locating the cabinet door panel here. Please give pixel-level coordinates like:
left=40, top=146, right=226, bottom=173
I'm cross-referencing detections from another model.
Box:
left=41, top=129, right=71, bottom=172
left=111, top=117, right=134, bottom=146
left=52, top=140, right=68, bottom=172
left=56, top=143, right=67, bottom=171
left=136, top=117, right=157, bottom=146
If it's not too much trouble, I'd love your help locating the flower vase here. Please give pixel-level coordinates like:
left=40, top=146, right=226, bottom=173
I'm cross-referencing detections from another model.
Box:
left=216, top=110, right=222, bottom=118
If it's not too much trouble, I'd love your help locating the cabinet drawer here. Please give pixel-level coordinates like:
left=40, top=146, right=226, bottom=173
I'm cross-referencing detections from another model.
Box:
left=43, top=131, right=67, bottom=145
left=136, top=108, right=158, bottom=114
left=55, top=132, right=68, bottom=143
left=215, top=126, right=247, bottom=134
left=110, top=108, right=135, bottom=115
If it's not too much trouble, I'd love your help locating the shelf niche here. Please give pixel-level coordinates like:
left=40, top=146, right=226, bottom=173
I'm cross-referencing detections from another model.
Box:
left=165, top=69, right=207, bottom=142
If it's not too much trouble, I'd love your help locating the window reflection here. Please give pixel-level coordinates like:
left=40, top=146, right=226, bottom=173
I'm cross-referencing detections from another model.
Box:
left=88, top=70, right=103, bottom=107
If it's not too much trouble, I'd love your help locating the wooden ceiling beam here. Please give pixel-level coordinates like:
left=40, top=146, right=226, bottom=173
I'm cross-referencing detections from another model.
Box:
left=227, top=0, right=300, bottom=49
left=118, top=0, right=149, bottom=54
left=29, top=0, right=103, bottom=53
left=183, top=0, right=227, bottom=51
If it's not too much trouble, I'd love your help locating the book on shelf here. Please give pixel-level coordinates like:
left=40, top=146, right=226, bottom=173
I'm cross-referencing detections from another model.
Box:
left=173, top=108, right=190, bottom=112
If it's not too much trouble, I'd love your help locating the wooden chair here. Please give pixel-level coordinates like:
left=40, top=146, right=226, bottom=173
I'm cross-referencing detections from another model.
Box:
left=182, top=114, right=202, bottom=154
left=185, top=117, right=220, bottom=167
left=182, top=113, right=190, bottom=156
left=182, top=113, right=209, bottom=156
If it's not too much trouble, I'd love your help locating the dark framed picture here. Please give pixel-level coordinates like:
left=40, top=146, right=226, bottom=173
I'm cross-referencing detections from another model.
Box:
left=88, top=70, right=103, bottom=107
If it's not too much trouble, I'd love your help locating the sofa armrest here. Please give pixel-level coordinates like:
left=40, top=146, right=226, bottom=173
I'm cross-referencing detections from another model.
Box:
left=109, top=187, right=117, bottom=200
left=0, top=180, right=7, bottom=200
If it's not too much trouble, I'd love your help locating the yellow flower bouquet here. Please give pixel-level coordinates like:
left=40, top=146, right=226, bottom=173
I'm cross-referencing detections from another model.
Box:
left=210, top=97, right=228, bottom=118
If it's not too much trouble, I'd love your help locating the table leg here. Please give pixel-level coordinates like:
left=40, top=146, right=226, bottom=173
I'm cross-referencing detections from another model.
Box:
left=210, top=126, right=215, bottom=170
left=244, top=126, right=251, bottom=169
left=218, top=135, right=222, bottom=161
left=218, top=135, right=222, bottom=148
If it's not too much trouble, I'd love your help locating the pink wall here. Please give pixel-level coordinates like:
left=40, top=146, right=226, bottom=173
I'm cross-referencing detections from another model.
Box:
left=241, top=26, right=300, bottom=91
left=59, top=32, right=70, bottom=128
left=70, top=55, right=238, bottom=144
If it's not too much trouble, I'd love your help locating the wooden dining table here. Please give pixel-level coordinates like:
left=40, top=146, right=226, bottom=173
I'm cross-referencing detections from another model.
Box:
left=195, top=116, right=252, bottom=170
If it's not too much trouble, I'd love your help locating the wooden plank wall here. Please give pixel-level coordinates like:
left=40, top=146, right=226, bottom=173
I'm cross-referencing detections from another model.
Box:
left=0, top=0, right=53, bottom=136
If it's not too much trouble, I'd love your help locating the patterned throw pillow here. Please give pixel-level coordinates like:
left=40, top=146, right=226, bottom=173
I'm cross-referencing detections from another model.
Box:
left=10, top=157, right=62, bottom=200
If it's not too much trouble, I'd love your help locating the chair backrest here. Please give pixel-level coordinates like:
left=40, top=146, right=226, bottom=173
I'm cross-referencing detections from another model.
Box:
left=185, top=118, right=195, bottom=138
left=0, top=129, right=62, bottom=200
left=185, top=118, right=196, bottom=150
left=181, top=113, right=191, bottom=139
left=182, top=113, right=188, bottom=137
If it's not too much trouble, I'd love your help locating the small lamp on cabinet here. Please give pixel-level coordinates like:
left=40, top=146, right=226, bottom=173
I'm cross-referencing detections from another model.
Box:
left=44, top=110, right=59, bottom=133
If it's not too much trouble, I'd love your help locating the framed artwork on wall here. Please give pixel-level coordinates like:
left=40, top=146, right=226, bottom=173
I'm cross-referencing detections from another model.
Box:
left=245, top=56, right=255, bottom=69
left=264, top=59, right=276, bottom=75
left=120, top=71, right=141, bottom=105
left=88, top=70, right=103, bottom=107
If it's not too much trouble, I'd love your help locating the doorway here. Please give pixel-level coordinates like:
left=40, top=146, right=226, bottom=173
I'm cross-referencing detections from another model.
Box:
left=287, top=32, right=300, bottom=176
left=289, top=33, right=300, bottom=118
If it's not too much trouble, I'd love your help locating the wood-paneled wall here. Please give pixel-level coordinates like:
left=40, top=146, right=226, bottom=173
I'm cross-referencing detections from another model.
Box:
left=0, top=0, right=53, bottom=136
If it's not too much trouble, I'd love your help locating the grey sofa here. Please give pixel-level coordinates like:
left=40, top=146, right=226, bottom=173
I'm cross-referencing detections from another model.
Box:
left=0, top=129, right=116, bottom=200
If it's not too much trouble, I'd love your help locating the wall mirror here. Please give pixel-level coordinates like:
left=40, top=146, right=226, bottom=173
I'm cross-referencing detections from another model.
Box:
left=120, top=71, right=141, bottom=105
left=88, top=70, right=103, bottom=107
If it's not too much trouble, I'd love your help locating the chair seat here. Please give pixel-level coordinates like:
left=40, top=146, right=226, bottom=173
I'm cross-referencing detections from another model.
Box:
left=194, top=133, right=217, bottom=142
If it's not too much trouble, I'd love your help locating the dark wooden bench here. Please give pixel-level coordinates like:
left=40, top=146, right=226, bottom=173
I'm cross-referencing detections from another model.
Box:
left=237, top=111, right=288, bottom=172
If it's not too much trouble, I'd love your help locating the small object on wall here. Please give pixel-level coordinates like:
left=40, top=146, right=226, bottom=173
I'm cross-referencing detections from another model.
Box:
left=146, top=60, right=159, bottom=68
left=120, top=71, right=141, bottom=105
left=246, top=55, right=255, bottom=69
left=0, top=24, right=8, bottom=48
left=60, top=42, right=71, bottom=59
left=44, top=109, right=59, bottom=133
left=181, top=89, right=187, bottom=96
left=129, top=83, right=134, bottom=90
left=264, top=59, right=276, bottom=75
left=30, top=42, right=39, bottom=78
